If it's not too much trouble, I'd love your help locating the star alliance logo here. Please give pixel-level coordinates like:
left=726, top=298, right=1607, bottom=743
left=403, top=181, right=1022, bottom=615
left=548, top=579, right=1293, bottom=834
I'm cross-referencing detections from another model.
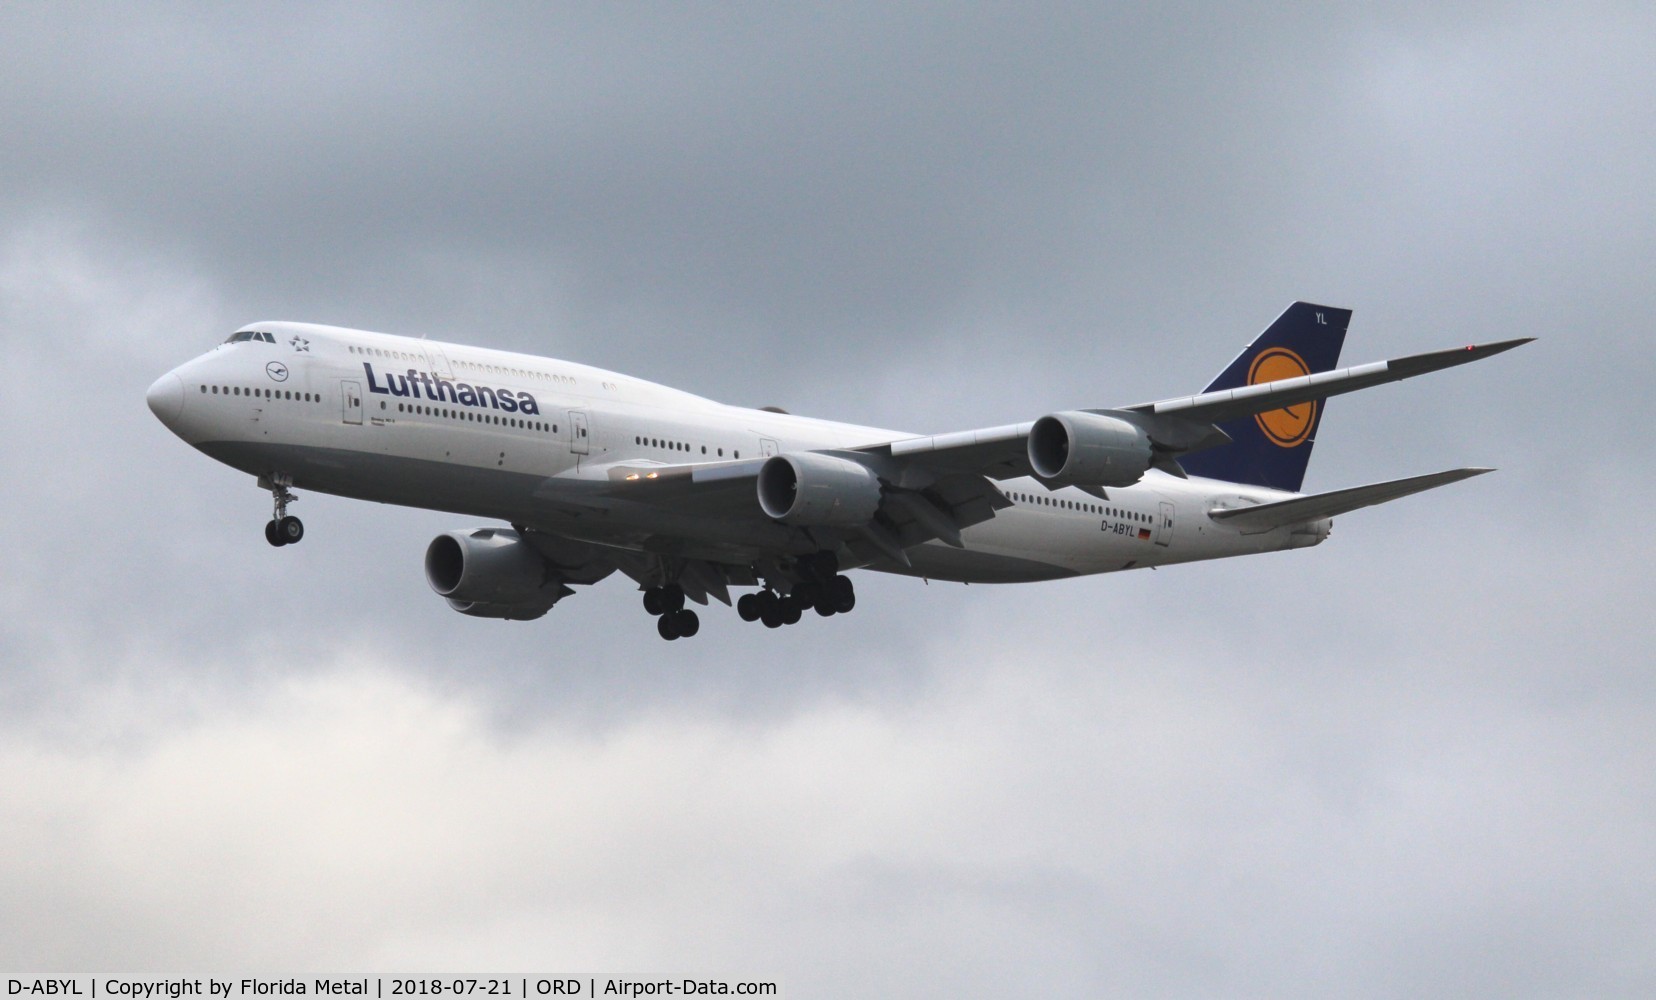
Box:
left=289, top=335, right=310, bottom=352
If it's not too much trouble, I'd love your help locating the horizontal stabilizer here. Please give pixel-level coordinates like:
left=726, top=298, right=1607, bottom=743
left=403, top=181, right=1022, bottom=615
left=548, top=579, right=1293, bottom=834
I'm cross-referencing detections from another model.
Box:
left=1208, top=468, right=1494, bottom=533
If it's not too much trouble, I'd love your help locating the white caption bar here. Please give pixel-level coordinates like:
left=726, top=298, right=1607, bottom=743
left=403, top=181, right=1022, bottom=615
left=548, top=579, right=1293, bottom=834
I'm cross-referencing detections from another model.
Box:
left=3, top=977, right=781, bottom=1000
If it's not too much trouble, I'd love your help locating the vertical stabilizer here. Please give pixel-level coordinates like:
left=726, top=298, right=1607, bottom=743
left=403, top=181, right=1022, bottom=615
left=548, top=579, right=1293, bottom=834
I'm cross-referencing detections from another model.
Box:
left=1177, top=302, right=1350, bottom=492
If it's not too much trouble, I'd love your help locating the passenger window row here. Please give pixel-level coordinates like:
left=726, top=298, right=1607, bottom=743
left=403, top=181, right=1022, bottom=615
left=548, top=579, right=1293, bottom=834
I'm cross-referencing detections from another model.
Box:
left=1007, top=491, right=1150, bottom=522
left=632, top=436, right=737, bottom=459
left=202, top=384, right=318, bottom=403
left=395, top=401, right=556, bottom=434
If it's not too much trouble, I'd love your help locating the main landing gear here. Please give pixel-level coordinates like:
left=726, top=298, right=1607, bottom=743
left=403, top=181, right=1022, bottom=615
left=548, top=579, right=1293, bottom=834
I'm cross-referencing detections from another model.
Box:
left=643, top=584, right=700, bottom=640
left=644, top=552, right=854, bottom=640
left=262, top=475, right=304, bottom=547
left=735, top=551, right=856, bottom=629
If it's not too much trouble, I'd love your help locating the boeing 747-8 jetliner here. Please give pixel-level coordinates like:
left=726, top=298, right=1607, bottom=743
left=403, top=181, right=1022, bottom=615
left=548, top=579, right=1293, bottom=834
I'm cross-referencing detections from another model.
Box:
left=146, top=303, right=1528, bottom=639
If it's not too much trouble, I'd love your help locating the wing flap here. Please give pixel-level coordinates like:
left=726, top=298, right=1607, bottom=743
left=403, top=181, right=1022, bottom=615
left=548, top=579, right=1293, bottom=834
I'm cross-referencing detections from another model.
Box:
left=1209, top=468, right=1493, bottom=534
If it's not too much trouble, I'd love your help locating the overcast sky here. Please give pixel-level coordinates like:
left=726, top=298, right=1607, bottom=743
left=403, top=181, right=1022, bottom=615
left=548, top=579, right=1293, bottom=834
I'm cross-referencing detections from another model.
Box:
left=1, top=3, right=1652, bottom=996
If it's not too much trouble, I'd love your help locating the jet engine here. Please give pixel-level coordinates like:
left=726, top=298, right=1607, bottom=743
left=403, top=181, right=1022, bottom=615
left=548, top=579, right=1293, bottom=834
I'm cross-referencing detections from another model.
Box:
left=1027, top=411, right=1155, bottom=488
left=757, top=452, right=884, bottom=526
left=424, top=527, right=562, bottom=620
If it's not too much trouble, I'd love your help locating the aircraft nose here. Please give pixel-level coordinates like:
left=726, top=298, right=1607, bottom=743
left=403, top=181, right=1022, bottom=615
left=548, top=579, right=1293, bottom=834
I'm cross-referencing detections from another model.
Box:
left=146, top=372, right=185, bottom=426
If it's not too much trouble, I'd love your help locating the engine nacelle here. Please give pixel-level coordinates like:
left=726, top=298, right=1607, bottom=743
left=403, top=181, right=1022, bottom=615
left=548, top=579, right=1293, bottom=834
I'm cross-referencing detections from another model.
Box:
left=757, top=452, right=883, bottom=526
left=442, top=597, right=554, bottom=621
left=1027, top=411, right=1155, bottom=488
left=425, top=528, right=559, bottom=618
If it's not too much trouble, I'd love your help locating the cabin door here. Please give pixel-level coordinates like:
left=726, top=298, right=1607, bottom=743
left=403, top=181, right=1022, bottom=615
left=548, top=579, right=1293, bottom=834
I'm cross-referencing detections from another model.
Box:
left=341, top=380, right=363, bottom=425
left=569, top=410, right=590, bottom=455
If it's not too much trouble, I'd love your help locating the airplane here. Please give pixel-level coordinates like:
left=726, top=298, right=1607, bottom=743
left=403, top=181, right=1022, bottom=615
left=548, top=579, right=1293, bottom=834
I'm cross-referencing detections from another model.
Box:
left=146, top=302, right=1529, bottom=640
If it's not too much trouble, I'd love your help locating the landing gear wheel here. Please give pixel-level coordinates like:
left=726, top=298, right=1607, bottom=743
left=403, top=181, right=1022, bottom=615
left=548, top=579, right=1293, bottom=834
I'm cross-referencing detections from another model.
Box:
left=793, top=580, right=821, bottom=607
left=810, top=551, right=840, bottom=578
left=643, top=588, right=666, bottom=616
left=657, top=614, right=680, bottom=640
left=779, top=595, right=803, bottom=626
left=759, top=591, right=783, bottom=628
left=276, top=515, right=304, bottom=545
left=661, top=584, right=686, bottom=613
left=672, top=608, right=700, bottom=637
left=830, top=574, right=855, bottom=614
left=814, top=596, right=836, bottom=617
left=265, top=520, right=283, bottom=547
left=737, top=593, right=761, bottom=622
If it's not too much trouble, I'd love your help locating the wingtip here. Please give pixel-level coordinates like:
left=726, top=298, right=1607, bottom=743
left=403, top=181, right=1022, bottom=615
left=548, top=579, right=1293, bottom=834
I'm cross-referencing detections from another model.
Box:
left=1431, top=467, right=1496, bottom=485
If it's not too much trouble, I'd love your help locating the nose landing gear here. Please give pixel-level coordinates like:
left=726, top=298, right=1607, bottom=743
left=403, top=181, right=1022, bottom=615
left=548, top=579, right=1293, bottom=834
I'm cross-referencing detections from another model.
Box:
left=260, top=475, right=303, bottom=547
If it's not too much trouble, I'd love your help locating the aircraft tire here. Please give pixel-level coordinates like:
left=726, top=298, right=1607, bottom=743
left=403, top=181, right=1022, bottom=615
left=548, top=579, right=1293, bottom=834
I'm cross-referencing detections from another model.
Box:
left=674, top=609, right=700, bottom=637
left=814, top=598, right=836, bottom=617
left=277, top=515, right=304, bottom=545
left=737, top=593, right=761, bottom=622
left=643, top=588, right=665, bottom=616
left=657, top=614, right=679, bottom=640
left=793, top=580, right=821, bottom=607
left=779, top=596, right=803, bottom=626
left=663, top=584, right=686, bottom=613
left=830, top=575, right=855, bottom=614
left=265, top=520, right=284, bottom=547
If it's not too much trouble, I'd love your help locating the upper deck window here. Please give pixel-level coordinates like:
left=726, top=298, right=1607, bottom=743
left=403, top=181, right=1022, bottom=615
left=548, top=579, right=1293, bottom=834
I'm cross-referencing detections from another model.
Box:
left=223, top=331, right=276, bottom=344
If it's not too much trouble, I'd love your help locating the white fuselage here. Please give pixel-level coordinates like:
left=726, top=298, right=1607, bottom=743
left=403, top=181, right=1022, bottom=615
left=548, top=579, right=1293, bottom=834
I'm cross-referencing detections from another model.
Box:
left=147, top=322, right=1323, bottom=584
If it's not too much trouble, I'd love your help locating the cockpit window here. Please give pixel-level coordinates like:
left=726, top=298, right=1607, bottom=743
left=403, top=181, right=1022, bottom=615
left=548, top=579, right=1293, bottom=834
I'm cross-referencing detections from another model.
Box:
left=223, top=331, right=276, bottom=344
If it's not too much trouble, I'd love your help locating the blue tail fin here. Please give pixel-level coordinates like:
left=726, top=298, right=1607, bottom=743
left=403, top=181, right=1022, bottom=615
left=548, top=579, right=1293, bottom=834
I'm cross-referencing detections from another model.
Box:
left=1177, top=301, right=1350, bottom=493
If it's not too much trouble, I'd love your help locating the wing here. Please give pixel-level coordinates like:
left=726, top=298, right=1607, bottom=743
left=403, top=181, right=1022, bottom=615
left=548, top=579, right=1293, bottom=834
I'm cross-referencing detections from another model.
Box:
left=522, top=335, right=1527, bottom=584
left=1121, top=339, right=1532, bottom=425
left=536, top=451, right=1010, bottom=575
left=865, top=338, right=1532, bottom=482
